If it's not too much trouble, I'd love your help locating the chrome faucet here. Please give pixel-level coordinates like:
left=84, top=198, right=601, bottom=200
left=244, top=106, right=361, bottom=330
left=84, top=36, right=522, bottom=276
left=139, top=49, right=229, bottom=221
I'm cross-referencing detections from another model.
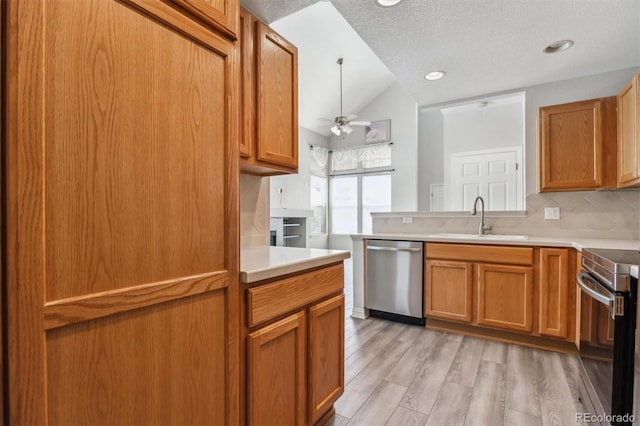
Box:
left=471, top=196, right=492, bottom=236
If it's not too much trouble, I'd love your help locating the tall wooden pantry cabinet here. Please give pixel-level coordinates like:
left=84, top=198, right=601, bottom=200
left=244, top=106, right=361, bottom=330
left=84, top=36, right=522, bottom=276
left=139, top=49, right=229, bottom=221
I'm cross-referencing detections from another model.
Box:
left=3, top=0, right=240, bottom=424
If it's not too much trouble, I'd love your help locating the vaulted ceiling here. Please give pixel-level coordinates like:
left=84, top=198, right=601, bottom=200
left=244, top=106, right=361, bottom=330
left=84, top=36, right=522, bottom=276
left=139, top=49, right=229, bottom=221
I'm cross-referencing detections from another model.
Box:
left=241, top=0, right=640, bottom=135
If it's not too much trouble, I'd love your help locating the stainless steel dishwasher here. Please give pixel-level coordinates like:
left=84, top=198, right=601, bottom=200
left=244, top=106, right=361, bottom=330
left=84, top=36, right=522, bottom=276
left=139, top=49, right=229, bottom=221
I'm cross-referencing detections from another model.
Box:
left=366, top=240, right=424, bottom=325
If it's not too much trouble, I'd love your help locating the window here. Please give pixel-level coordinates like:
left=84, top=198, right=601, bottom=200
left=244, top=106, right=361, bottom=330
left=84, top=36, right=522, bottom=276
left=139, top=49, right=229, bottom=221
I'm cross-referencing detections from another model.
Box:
left=329, top=142, right=392, bottom=235
left=309, top=145, right=329, bottom=234
left=310, top=175, right=327, bottom=234
left=361, top=174, right=391, bottom=234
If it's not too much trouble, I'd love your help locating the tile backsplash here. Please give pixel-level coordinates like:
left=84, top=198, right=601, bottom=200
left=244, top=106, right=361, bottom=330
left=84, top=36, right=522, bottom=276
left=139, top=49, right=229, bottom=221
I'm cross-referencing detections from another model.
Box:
left=240, top=174, right=270, bottom=248
left=373, top=190, right=640, bottom=240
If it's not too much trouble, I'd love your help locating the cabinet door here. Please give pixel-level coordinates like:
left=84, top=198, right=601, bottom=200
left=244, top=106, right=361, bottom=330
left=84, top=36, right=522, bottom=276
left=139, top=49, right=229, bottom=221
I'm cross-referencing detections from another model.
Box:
left=597, top=303, right=615, bottom=347
left=239, top=8, right=254, bottom=159
left=248, top=312, right=306, bottom=426
left=425, top=260, right=473, bottom=323
left=308, top=294, right=345, bottom=424
left=169, top=0, right=238, bottom=40
left=539, top=99, right=604, bottom=191
left=539, top=248, right=569, bottom=338
left=618, top=74, right=639, bottom=187
left=255, top=20, right=298, bottom=170
left=5, top=1, right=239, bottom=424
left=478, top=264, right=534, bottom=332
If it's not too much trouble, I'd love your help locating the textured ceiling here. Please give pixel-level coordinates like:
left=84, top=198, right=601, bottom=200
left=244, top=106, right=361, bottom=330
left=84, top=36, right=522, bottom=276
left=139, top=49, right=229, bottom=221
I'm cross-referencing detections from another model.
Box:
left=241, top=0, right=640, bottom=132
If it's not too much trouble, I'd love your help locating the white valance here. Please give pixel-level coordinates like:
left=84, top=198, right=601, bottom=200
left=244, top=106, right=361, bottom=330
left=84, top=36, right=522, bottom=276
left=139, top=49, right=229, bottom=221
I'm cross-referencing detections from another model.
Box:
left=309, top=145, right=329, bottom=175
left=330, top=142, right=392, bottom=175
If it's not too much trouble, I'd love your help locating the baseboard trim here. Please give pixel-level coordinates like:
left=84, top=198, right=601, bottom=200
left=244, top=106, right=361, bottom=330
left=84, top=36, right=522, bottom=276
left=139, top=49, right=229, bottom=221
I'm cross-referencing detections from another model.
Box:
left=351, top=307, right=369, bottom=319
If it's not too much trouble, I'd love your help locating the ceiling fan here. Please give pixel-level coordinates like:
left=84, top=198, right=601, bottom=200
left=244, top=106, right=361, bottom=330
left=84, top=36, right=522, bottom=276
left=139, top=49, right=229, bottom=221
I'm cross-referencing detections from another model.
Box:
left=329, top=58, right=370, bottom=136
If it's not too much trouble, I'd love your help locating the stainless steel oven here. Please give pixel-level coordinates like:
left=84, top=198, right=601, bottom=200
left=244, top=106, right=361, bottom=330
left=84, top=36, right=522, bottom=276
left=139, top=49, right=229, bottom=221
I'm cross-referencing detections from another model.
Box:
left=578, top=248, right=638, bottom=425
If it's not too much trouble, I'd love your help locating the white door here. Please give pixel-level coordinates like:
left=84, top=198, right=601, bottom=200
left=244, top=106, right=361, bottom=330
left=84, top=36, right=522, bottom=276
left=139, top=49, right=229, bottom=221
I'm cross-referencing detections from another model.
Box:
left=430, top=183, right=444, bottom=211
left=451, top=147, right=521, bottom=211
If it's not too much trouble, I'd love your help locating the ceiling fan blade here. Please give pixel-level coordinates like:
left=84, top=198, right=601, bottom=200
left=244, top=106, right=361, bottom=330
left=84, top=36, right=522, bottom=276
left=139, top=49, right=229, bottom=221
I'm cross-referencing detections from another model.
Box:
left=350, top=120, right=371, bottom=126
left=316, top=117, right=335, bottom=122
left=346, top=114, right=359, bottom=121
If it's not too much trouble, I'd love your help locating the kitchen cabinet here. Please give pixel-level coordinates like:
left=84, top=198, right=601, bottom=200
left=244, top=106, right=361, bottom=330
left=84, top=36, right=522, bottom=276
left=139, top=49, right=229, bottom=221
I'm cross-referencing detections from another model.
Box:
left=617, top=71, right=640, bottom=188
left=240, top=8, right=299, bottom=175
left=477, top=263, right=534, bottom=332
left=425, top=244, right=576, bottom=346
left=424, top=260, right=473, bottom=323
left=169, top=0, right=238, bottom=40
left=308, top=294, right=345, bottom=425
left=243, top=263, right=345, bottom=425
left=539, top=248, right=570, bottom=338
left=248, top=312, right=307, bottom=426
left=4, top=0, right=239, bottom=424
left=539, top=97, right=617, bottom=191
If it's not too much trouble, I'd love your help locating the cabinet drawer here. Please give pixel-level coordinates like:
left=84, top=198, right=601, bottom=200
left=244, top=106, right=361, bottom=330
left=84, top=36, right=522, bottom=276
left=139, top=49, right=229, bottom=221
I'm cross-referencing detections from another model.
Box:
left=426, top=243, right=533, bottom=266
left=248, top=264, right=344, bottom=327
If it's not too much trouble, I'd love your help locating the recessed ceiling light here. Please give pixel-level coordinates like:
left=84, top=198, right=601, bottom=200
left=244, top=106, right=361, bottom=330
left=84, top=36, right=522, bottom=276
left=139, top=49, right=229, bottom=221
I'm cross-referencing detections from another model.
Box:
left=375, top=0, right=403, bottom=7
left=543, top=40, right=574, bottom=54
left=424, top=71, right=446, bottom=81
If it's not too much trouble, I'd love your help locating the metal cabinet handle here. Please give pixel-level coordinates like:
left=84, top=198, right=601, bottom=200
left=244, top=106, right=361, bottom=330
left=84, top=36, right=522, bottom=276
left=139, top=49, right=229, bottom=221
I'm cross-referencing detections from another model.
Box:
left=367, top=246, right=422, bottom=253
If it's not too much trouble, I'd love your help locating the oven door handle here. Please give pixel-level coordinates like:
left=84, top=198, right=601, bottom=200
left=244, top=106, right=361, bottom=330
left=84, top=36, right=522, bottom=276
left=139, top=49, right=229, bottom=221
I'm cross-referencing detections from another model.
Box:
left=577, top=271, right=616, bottom=315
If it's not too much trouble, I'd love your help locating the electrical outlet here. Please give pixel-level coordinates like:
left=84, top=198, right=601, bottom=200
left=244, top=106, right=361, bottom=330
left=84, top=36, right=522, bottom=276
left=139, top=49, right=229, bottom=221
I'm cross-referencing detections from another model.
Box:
left=402, top=217, right=413, bottom=224
left=544, top=207, right=560, bottom=220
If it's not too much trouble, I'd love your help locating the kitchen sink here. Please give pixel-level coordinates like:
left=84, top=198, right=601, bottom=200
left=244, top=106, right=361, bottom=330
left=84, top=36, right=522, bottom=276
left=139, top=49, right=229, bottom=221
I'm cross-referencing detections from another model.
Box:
left=430, top=233, right=529, bottom=240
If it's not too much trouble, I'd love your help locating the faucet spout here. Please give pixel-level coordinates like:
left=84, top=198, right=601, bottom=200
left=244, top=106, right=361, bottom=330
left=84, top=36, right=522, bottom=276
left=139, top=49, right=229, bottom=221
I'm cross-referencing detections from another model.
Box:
left=470, top=196, right=492, bottom=236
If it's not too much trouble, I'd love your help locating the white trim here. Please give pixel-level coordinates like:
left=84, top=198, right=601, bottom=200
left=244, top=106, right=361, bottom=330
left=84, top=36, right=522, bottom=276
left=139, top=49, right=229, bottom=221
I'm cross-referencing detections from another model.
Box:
left=351, top=307, right=369, bottom=319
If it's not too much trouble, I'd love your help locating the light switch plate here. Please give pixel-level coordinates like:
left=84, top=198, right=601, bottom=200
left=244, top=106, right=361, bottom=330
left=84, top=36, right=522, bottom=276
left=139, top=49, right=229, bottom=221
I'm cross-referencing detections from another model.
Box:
left=402, top=217, right=413, bottom=224
left=544, top=207, right=560, bottom=220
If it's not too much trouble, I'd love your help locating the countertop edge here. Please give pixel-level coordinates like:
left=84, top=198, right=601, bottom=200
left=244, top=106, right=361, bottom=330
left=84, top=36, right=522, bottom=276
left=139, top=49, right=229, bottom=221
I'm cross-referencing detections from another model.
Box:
left=241, top=250, right=350, bottom=284
left=350, top=233, right=640, bottom=252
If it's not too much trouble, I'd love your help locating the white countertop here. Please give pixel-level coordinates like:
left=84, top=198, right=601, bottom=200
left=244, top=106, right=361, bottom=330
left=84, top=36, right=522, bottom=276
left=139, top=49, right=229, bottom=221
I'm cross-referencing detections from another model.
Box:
left=632, top=265, right=639, bottom=279
left=240, top=246, right=351, bottom=283
left=351, top=232, right=640, bottom=252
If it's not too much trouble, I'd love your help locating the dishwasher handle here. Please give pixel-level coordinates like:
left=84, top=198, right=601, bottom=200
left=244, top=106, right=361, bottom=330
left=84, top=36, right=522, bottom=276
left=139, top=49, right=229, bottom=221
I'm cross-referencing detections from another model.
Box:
left=367, top=245, right=422, bottom=253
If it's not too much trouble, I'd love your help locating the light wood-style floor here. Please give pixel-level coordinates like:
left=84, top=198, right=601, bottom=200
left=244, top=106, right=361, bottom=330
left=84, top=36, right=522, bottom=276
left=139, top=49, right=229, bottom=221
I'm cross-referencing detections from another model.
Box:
left=332, top=259, right=589, bottom=426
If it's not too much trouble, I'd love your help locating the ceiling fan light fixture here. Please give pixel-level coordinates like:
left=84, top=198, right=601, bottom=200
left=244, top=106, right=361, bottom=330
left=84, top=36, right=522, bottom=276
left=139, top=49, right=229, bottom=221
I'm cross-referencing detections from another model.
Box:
left=375, top=0, right=403, bottom=7
left=425, top=70, right=446, bottom=81
left=343, top=125, right=353, bottom=135
left=330, top=125, right=341, bottom=136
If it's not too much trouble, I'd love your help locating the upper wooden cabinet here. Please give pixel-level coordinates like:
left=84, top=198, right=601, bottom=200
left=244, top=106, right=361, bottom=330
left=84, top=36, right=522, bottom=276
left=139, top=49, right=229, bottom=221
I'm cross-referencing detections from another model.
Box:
left=539, top=97, right=617, bottom=191
left=240, top=8, right=299, bottom=175
left=617, top=71, right=640, bottom=188
left=168, top=0, right=239, bottom=40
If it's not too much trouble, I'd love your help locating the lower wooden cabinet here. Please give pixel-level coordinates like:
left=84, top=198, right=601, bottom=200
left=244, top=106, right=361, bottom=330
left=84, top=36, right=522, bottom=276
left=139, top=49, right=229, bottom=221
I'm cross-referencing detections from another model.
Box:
left=308, top=294, right=345, bottom=424
left=248, top=312, right=307, bottom=426
left=539, top=248, right=570, bottom=338
left=425, top=260, right=473, bottom=323
left=243, top=264, right=345, bottom=425
left=477, top=264, right=534, bottom=332
left=425, top=244, right=575, bottom=344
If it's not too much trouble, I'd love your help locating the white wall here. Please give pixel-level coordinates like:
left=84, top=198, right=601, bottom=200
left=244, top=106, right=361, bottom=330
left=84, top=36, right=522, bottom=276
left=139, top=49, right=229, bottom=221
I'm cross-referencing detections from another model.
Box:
left=329, top=81, right=419, bottom=212
left=418, top=109, right=444, bottom=211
